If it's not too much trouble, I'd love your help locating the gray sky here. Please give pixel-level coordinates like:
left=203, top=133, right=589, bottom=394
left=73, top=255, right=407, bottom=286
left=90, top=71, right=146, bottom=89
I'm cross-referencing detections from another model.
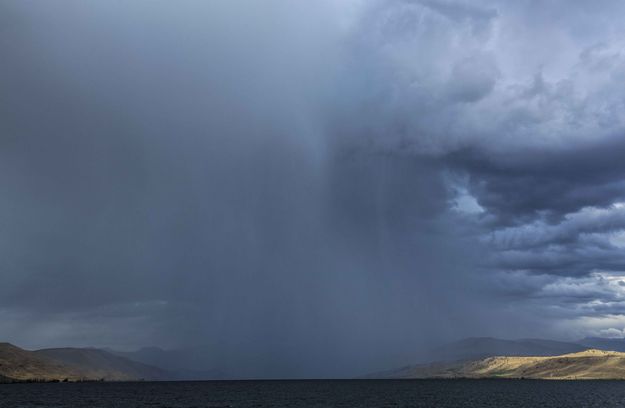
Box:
left=3, top=0, right=625, bottom=377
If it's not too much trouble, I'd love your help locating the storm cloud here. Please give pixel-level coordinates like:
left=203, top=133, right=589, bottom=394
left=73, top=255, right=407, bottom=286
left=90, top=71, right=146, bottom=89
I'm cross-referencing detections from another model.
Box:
left=2, top=0, right=625, bottom=377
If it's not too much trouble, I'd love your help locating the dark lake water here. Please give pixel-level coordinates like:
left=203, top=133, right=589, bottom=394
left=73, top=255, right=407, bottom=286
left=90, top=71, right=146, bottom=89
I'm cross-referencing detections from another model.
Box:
left=1, top=379, right=625, bottom=407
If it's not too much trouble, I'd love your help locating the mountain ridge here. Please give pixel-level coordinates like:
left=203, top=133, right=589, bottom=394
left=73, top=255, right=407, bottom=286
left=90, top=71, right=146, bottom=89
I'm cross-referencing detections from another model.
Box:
left=35, top=347, right=167, bottom=381
left=6, top=336, right=625, bottom=381
left=0, top=343, right=166, bottom=382
left=377, top=349, right=625, bottom=380
left=366, top=337, right=625, bottom=379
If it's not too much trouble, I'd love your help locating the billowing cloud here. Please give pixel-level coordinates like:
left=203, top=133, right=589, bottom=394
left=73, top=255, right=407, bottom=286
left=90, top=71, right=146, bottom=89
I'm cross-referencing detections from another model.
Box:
left=335, top=0, right=625, bottom=341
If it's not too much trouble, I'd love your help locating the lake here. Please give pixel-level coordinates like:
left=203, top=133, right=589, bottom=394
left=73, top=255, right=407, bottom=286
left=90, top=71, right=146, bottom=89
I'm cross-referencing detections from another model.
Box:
left=1, top=379, right=624, bottom=407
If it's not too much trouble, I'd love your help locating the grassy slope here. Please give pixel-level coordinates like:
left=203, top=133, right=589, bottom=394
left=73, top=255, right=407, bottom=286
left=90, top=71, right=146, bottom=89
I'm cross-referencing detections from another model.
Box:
left=0, top=343, right=86, bottom=381
left=35, top=348, right=167, bottom=381
left=0, top=343, right=167, bottom=382
left=399, top=349, right=625, bottom=380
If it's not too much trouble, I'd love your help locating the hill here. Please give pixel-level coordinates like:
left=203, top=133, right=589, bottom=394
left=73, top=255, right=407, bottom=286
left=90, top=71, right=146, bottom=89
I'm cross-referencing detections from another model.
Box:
left=0, top=343, right=86, bottom=382
left=35, top=348, right=167, bottom=381
left=0, top=343, right=166, bottom=382
left=374, top=349, right=625, bottom=380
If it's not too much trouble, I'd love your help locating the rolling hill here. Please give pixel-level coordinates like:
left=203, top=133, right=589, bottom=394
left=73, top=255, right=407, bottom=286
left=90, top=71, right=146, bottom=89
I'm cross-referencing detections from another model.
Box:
left=35, top=348, right=167, bottom=381
left=372, top=349, right=625, bottom=380
left=0, top=343, right=86, bottom=382
left=0, top=343, right=166, bottom=382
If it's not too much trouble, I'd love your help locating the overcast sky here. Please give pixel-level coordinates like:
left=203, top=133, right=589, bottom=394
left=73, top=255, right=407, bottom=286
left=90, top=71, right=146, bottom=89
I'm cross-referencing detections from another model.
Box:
left=3, top=0, right=625, bottom=378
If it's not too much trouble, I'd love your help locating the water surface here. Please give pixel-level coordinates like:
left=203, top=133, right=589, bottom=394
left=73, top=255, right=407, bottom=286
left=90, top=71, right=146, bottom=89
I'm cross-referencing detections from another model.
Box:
left=1, top=379, right=623, bottom=407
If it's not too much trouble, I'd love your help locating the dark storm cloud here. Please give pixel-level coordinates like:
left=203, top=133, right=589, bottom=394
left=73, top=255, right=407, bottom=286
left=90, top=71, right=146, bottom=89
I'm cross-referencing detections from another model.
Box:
left=334, top=0, right=625, bottom=337
left=0, top=0, right=496, bottom=378
left=448, top=138, right=625, bottom=226
left=4, top=0, right=625, bottom=376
